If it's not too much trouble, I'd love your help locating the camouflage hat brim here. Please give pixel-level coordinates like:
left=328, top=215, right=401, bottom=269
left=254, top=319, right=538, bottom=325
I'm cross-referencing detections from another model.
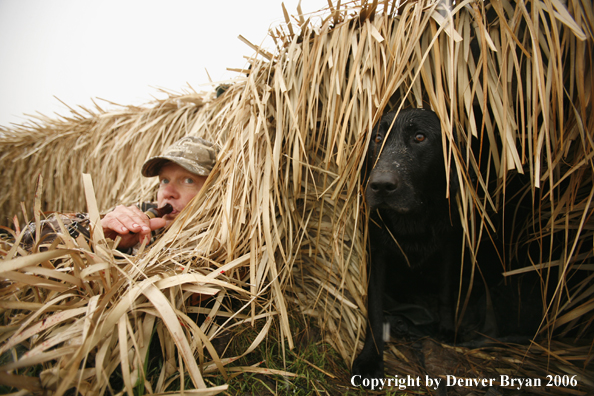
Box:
left=141, top=156, right=211, bottom=177
left=141, top=137, right=219, bottom=178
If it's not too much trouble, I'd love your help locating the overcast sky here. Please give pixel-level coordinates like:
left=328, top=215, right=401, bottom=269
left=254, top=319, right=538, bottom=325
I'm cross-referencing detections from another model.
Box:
left=0, top=0, right=324, bottom=127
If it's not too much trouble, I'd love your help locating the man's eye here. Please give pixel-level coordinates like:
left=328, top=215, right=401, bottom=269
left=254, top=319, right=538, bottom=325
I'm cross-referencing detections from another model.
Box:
left=161, top=179, right=169, bottom=185
left=184, top=178, right=195, bottom=184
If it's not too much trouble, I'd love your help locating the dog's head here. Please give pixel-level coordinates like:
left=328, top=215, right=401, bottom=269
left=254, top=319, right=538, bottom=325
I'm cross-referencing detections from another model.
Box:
left=365, top=108, right=455, bottom=213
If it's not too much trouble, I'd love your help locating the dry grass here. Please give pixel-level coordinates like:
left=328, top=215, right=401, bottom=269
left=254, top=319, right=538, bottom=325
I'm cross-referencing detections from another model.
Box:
left=1, top=0, right=593, bottom=394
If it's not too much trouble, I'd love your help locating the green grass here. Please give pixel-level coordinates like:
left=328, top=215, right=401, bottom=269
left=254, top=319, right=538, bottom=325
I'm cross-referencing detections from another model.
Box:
left=195, top=314, right=406, bottom=395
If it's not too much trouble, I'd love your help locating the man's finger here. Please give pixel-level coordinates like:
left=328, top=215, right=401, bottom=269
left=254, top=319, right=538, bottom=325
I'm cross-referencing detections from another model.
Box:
left=149, top=218, right=166, bottom=231
left=114, top=212, right=150, bottom=234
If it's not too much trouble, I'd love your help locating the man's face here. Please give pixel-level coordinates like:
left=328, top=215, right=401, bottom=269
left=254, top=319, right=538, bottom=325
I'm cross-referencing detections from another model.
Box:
left=157, top=162, right=207, bottom=226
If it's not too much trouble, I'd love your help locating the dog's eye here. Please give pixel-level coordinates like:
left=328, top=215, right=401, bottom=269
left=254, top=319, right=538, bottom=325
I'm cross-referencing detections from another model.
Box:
left=414, top=133, right=426, bottom=143
left=374, top=135, right=383, bottom=144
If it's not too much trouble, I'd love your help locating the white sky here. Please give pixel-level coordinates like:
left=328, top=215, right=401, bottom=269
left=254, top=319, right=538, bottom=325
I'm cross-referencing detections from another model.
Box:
left=0, top=0, right=324, bottom=127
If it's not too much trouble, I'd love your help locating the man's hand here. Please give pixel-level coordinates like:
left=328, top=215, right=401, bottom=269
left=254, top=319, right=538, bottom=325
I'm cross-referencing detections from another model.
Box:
left=101, top=205, right=166, bottom=249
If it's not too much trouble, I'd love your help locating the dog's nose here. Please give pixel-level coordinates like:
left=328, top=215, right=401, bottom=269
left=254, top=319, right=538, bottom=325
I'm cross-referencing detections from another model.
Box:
left=369, top=172, right=399, bottom=195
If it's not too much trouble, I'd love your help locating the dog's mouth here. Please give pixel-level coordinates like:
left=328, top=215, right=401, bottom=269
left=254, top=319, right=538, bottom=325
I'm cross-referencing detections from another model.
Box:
left=366, top=189, right=422, bottom=214
left=372, top=201, right=417, bottom=214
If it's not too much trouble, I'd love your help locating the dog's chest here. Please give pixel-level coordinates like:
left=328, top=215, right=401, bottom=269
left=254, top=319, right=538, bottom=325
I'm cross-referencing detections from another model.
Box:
left=371, top=209, right=453, bottom=267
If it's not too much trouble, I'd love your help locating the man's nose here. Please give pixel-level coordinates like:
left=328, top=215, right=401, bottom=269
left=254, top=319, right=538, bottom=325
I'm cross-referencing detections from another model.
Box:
left=161, top=183, right=180, bottom=198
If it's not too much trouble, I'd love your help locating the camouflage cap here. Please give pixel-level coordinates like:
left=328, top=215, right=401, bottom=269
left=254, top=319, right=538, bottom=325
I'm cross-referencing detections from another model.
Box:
left=141, top=136, right=219, bottom=178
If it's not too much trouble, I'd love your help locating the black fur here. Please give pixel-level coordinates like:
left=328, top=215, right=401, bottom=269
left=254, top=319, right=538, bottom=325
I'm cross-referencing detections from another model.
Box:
left=352, top=108, right=461, bottom=382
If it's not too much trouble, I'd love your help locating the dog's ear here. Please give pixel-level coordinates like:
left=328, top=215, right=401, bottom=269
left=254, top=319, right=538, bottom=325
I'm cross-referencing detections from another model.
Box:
left=447, top=163, right=460, bottom=197
left=446, top=128, right=461, bottom=197
left=362, top=119, right=383, bottom=181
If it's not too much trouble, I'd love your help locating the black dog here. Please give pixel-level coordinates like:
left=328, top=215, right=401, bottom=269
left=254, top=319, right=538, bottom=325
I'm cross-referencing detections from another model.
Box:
left=352, top=108, right=462, bottom=381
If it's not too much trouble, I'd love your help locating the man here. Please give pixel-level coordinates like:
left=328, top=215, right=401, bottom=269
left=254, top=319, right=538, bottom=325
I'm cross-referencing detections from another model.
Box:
left=19, top=136, right=218, bottom=251
left=101, top=136, right=219, bottom=250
